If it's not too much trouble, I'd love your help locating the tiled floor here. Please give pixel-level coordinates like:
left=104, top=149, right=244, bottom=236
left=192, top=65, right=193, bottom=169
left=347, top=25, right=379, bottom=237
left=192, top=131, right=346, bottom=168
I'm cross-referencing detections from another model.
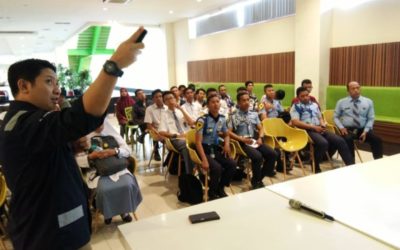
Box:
left=2, top=115, right=378, bottom=249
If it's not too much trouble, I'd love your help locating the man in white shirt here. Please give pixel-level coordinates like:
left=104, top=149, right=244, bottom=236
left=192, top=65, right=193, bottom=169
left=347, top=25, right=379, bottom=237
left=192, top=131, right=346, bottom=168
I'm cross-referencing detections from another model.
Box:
left=159, top=91, right=195, bottom=174
left=144, top=89, right=167, bottom=161
left=181, top=88, right=201, bottom=121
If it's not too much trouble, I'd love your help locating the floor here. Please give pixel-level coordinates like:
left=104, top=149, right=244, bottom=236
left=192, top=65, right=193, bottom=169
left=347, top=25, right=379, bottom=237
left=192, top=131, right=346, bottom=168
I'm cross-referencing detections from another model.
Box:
left=3, top=115, right=378, bottom=250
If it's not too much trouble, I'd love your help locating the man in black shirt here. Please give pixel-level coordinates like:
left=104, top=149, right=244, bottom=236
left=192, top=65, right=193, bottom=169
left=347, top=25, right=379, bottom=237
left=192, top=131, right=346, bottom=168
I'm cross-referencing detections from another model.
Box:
left=0, top=27, right=145, bottom=250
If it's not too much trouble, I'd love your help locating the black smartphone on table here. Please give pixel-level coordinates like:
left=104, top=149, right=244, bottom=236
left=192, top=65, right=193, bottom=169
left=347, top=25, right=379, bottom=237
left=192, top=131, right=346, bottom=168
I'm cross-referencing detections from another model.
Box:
left=189, top=211, right=220, bottom=224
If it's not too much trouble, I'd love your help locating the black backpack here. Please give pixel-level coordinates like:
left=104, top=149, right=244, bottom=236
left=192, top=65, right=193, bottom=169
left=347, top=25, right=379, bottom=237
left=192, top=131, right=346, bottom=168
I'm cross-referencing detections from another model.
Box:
left=177, top=174, right=203, bottom=205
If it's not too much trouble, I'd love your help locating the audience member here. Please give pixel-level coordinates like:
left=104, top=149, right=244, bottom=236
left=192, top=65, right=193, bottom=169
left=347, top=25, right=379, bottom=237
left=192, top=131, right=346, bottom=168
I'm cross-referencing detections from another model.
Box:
left=228, top=92, right=277, bottom=189
left=245, top=80, right=259, bottom=111
left=116, top=87, right=135, bottom=137
left=181, top=87, right=202, bottom=120
left=333, top=81, right=383, bottom=161
left=195, top=94, right=235, bottom=199
left=259, top=84, right=284, bottom=120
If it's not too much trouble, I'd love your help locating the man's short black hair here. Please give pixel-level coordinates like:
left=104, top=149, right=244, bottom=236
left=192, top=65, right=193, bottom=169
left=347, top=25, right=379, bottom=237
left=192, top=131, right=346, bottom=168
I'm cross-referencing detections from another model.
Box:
left=178, top=84, right=186, bottom=90
left=207, top=94, right=220, bottom=104
left=346, top=81, right=360, bottom=90
left=237, top=92, right=249, bottom=102
left=245, top=81, right=254, bottom=87
left=236, top=86, right=247, bottom=93
left=264, top=84, right=273, bottom=91
left=296, top=86, right=308, bottom=97
left=151, top=89, right=162, bottom=98
left=135, top=89, right=143, bottom=96
left=206, top=87, right=217, bottom=97
left=275, top=89, right=286, bottom=100
left=187, top=83, right=196, bottom=91
left=8, top=58, right=56, bottom=97
left=162, top=91, right=174, bottom=100
left=301, top=79, right=312, bottom=86
left=218, top=84, right=225, bottom=91
left=195, top=88, right=205, bottom=95
left=170, top=86, right=178, bottom=91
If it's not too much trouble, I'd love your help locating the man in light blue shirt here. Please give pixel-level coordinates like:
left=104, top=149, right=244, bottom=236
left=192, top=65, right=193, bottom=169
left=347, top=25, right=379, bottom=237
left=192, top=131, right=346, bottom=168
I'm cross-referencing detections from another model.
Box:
left=291, top=87, right=354, bottom=173
left=334, top=81, right=383, bottom=160
left=259, top=84, right=284, bottom=120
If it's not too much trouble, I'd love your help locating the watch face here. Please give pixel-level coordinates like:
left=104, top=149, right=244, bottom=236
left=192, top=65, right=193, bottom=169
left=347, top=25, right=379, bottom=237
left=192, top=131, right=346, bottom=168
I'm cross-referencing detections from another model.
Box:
left=105, top=62, right=115, bottom=71
left=103, top=60, right=123, bottom=77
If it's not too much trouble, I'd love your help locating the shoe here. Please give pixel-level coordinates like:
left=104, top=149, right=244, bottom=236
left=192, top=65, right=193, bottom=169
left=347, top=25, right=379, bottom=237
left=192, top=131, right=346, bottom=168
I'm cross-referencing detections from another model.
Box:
left=121, top=214, right=132, bottom=223
left=251, top=181, right=265, bottom=190
left=137, top=134, right=145, bottom=144
left=315, top=168, right=322, bottom=174
left=218, top=187, right=228, bottom=197
left=154, top=152, right=161, bottom=161
left=264, top=170, right=276, bottom=177
left=104, top=218, right=112, bottom=225
left=208, top=190, right=220, bottom=200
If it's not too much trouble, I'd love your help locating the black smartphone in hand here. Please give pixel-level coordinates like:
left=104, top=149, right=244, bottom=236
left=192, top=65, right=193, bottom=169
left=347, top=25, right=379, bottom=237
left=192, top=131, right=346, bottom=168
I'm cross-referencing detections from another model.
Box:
left=189, top=211, right=220, bottom=224
left=136, top=29, right=147, bottom=43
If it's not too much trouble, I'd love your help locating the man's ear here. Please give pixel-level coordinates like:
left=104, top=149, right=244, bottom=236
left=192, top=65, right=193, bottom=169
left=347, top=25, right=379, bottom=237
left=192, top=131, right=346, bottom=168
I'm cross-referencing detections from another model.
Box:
left=17, top=79, right=31, bottom=94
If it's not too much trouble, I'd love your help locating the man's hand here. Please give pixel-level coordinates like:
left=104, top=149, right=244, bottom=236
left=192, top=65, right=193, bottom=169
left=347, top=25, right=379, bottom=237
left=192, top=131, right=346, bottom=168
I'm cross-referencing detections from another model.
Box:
left=256, top=138, right=263, bottom=146
left=359, top=132, right=367, bottom=142
left=223, top=144, right=231, bottom=158
left=201, top=159, right=209, bottom=170
left=313, top=125, right=324, bottom=133
left=242, top=137, right=253, bottom=145
left=340, top=128, right=348, bottom=136
left=109, top=27, right=145, bottom=69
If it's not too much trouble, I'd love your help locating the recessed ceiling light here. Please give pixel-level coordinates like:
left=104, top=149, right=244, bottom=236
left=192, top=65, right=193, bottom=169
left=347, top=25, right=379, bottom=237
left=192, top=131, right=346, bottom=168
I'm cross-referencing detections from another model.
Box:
left=169, top=10, right=174, bottom=14
left=103, top=7, right=108, bottom=11
left=197, top=0, right=202, bottom=2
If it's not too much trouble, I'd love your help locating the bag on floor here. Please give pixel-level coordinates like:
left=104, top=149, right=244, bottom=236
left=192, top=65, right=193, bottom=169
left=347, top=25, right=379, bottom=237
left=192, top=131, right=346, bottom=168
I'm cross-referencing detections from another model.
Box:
left=177, top=174, right=203, bottom=205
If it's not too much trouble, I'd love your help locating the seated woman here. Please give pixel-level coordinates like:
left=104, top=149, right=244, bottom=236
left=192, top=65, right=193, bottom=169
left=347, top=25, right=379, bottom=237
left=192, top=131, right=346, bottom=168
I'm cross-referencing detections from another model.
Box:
left=76, top=119, right=142, bottom=224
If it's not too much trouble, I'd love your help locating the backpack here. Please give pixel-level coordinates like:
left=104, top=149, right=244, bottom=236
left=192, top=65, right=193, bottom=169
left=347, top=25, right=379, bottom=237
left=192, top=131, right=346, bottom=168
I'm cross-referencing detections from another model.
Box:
left=177, top=174, right=203, bottom=205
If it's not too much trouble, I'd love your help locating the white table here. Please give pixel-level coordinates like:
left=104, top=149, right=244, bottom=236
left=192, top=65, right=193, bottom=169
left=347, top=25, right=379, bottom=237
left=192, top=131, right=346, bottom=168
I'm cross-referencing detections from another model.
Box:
left=268, top=154, right=400, bottom=249
left=119, top=188, right=390, bottom=250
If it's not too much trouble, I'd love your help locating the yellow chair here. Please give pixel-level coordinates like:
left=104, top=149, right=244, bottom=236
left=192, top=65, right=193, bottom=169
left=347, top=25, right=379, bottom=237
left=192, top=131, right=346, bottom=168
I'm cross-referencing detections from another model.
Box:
left=322, top=110, right=363, bottom=163
left=124, top=107, right=146, bottom=159
left=164, top=138, right=182, bottom=178
left=147, top=129, right=166, bottom=170
left=231, top=139, right=274, bottom=188
left=0, top=174, right=8, bottom=250
left=93, top=156, right=139, bottom=233
left=262, top=118, right=308, bottom=180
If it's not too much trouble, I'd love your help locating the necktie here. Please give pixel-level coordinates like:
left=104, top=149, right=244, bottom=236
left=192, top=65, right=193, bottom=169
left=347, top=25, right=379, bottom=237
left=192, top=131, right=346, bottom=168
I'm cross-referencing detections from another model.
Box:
left=352, top=100, right=361, bottom=128
left=172, top=111, right=183, bottom=134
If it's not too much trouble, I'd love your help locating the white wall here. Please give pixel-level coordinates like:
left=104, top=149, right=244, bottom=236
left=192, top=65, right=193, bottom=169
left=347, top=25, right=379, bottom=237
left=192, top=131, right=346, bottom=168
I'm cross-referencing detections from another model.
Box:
left=332, top=0, right=400, bottom=47
left=174, top=16, right=295, bottom=84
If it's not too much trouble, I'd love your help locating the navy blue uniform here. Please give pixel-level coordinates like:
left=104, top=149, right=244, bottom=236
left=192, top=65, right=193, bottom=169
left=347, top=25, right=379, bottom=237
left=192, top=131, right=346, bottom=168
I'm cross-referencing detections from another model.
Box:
left=0, top=98, right=105, bottom=250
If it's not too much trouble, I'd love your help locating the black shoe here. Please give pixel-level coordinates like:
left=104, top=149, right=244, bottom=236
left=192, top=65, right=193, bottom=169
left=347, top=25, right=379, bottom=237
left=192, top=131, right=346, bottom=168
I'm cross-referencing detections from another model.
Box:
left=315, top=168, right=322, bottom=174
left=104, top=218, right=112, bottom=225
left=154, top=152, right=161, bottom=161
left=208, top=192, right=220, bottom=200
left=264, top=170, right=276, bottom=177
left=121, top=214, right=132, bottom=223
left=218, top=187, right=228, bottom=197
left=138, top=134, right=145, bottom=144
left=251, top=181, right=265, bottom=190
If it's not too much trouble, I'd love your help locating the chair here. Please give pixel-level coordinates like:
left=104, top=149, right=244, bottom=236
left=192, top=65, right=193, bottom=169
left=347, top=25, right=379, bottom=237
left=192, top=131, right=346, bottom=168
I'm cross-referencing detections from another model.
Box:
left=164, top=138, right=182, bottom=178
left=124, top=107, right=146, bottom=159
left=262, top=118, right=309, bottom=180
left=93, top=156, right=139, bottom=233
left=322, top=110, right=363, bottom=163
left=147, top=129, right=166, bottom=170
left=0, top=174, right=8, bottom=250
left=231, top=139, right=274, bottom=189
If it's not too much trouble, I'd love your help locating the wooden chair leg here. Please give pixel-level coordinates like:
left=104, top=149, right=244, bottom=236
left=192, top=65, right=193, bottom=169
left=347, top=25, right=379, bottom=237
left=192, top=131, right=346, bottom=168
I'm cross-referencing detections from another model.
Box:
left=132, top=212, right=139, bottom=221
left=93, top=209, right=100, bottom=233
left=310, top=144, right=315, bottom=174
left=204, top=171, right=209, bottom=202
left=354, top=142, right=363, bottom=163
left=326, top=152, right=335, bottom=168
left=164, top=152, right=174, bottom=179
left=295, top=152, right=307, bottom=176
left=229, top=184, right=235, bottom=195
left=282, top=150, right=287, bottom=180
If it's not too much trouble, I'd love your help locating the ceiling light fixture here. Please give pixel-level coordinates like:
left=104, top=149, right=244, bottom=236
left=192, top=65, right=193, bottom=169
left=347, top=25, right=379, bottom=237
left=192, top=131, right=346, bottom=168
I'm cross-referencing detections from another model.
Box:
left=169, top=10, right=174, bottom=14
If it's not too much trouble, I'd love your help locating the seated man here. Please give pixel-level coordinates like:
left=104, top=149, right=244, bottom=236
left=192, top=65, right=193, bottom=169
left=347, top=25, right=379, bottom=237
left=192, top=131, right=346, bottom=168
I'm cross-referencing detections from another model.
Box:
left=228, top=92, right=278, bottom=189
left=259, top=84, right=284, bottom=120
left=132, top=89, right=151, bottom=143
left=291, top=79, right=320, bottom=109
left=245, top=80, right=259, bottom=112
left=159, top=91, right=195, bottom=174
left=195, top=94, right=235, bottom=199
left=218, top=84, right=235, bottom=109
left=144, top=89, right=167, bottom=161
left=76, top=120, right=142, bottom=225
left=181, top=87, right=202, bottom=120
left=334, top=81, right=383, bottom=161
left=291, top=87, right=354, bottom=173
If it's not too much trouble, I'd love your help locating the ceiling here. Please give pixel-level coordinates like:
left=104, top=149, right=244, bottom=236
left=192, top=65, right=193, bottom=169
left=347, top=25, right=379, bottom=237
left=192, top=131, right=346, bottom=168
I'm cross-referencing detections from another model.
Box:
left=0, top=0, right=240, bottom=56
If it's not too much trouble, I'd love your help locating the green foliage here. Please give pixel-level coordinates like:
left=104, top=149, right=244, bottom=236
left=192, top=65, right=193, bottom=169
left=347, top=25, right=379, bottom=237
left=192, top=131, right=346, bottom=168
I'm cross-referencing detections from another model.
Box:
left=56, top=64, right=92, bottom=94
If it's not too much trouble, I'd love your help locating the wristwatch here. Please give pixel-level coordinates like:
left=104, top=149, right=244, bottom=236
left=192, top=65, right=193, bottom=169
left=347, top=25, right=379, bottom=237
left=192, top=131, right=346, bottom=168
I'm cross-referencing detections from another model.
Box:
left=103, top=60, right=123, bottom=77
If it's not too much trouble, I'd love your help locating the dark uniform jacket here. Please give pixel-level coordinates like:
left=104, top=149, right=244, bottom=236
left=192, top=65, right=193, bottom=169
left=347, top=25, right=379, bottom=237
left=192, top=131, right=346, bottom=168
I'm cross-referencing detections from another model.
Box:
left=0, top=98, right=105, bottom=250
